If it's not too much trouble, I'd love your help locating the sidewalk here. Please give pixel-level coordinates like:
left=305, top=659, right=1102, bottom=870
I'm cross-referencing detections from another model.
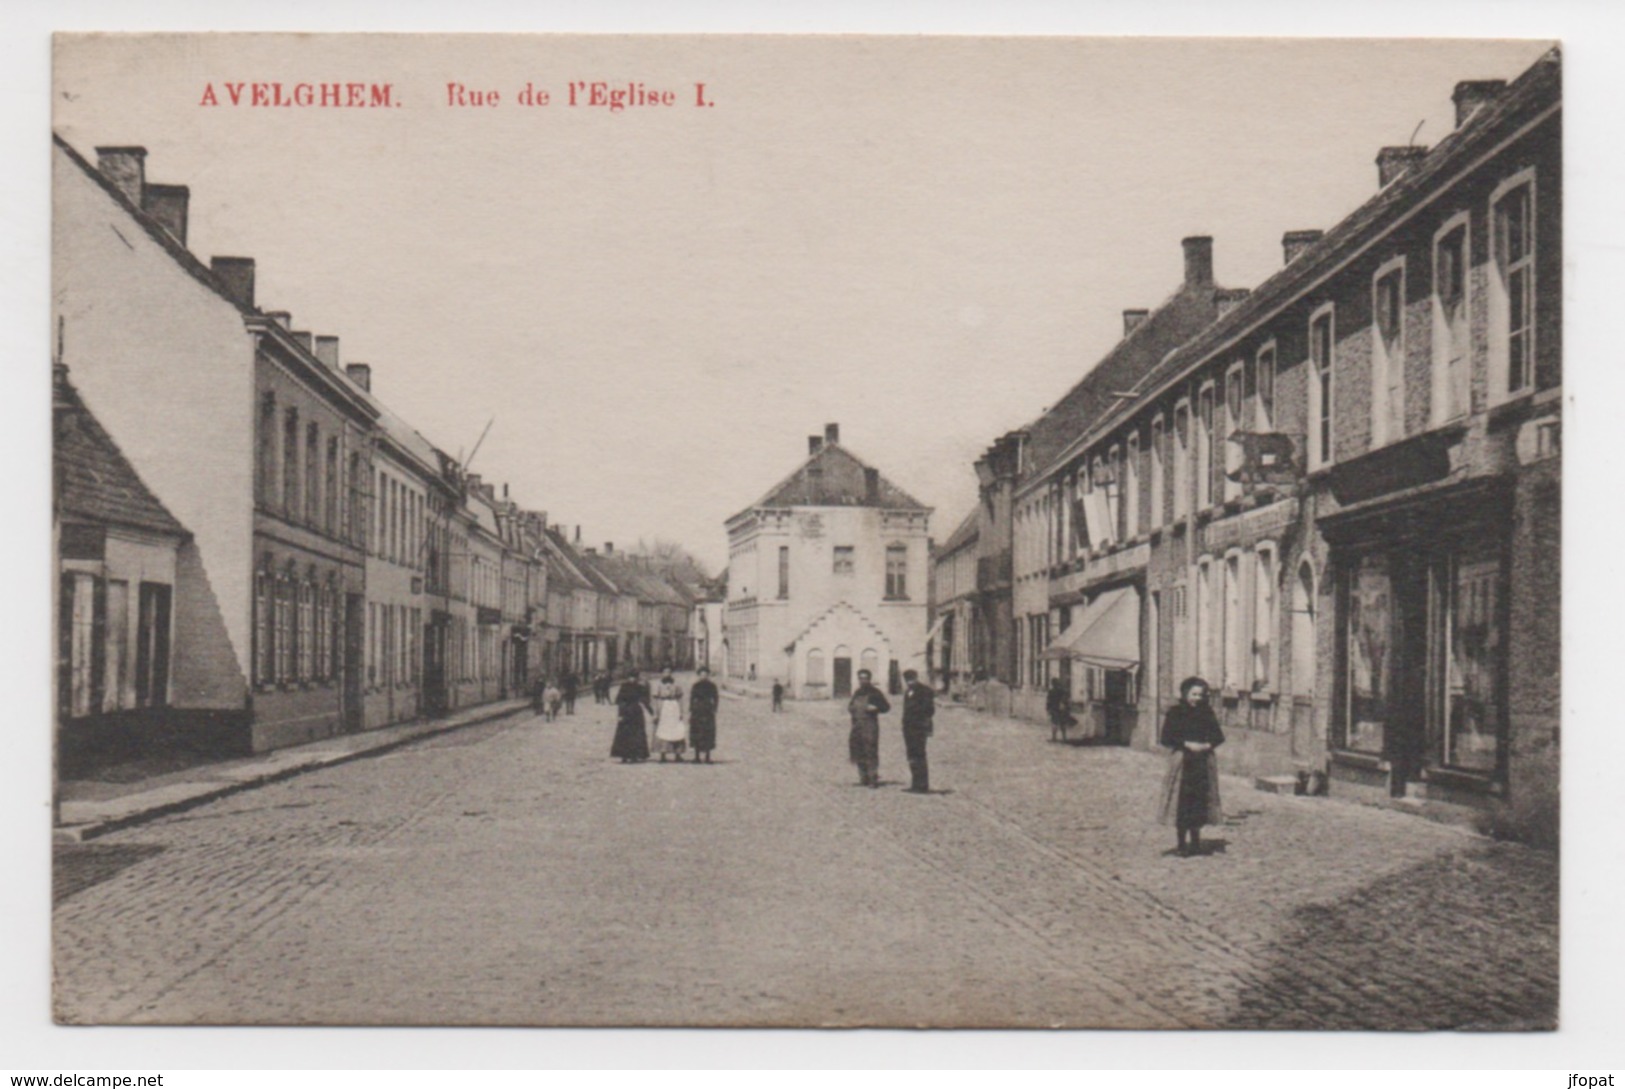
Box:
left=55, top=697, right=534, bottom=842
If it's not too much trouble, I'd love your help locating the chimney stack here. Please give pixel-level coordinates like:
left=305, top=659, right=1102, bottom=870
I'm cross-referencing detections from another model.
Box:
left=575, top=526, right=582, bottom=543
left=1282, top=229, right=1324, bottom=265
left=605, top=542, right=614, bottom=555
left=1122, top=309, right=1149, bottom=337
left=292, top=331, right=314, bottom=352
left=864, top=467, right=881, bottom=503
left=808, top=435, right=823, bottom=456
left=824, top=422, right=840, bottom=446
left=209, top=256, right=256, bottom=308
left=1452, top=80, right=1507, bottom=129
left=94, top=146, right=146, bottom=207
left=140, top=183, right=190, bottom=245
left=345, top=363, right=372, bottom=392
left=1182, top=236, right=1213, bottom=286
left=1376, top=146, right=1429, bottom=188
left=314, top=335, right=340, bottom=369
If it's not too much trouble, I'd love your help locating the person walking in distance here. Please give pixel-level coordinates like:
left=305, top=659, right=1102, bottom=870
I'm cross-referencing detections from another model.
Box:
left=847, top=668, right=891, bottom=788
left=1046, top=676, right=1076, bottom=743
left=688, top=667, right=720, bottom=764
left=771, top=679, right=785, bottom=712
left=610, top=671, right=652, bottom=763
left=900, top=668, right=935, bottom=794
left=1157, top=676, right=1226, bottom=857
left=543, top=677, right=564, bottom=723
left=561, top=671, right=578, bottom=716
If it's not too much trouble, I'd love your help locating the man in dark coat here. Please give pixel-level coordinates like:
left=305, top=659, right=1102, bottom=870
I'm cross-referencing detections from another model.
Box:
left=688, top=667, right=720, bottom=763
left=561, top=671, right=578, bottom=715
left=901, top=668, right=935, bottom=794
left=1046, top=676, right=1076, bottom=742
left=770, top=680, right=785, bottom=712
left=847, top=668, right=891, bottom=788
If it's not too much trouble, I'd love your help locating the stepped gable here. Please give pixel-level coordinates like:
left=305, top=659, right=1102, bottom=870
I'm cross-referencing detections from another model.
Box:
left=783, top=600, right=893, bottom=654
left=55, top=371, right=188, bottom=539
left=744, top=442, right=927, bottom=515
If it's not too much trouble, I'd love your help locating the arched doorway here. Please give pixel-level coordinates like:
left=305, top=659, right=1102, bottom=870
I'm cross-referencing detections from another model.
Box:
left=832, top=644, right=853, bottom=698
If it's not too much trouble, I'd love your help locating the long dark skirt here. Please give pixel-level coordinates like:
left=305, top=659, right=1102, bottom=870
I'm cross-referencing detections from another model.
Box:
left=689, top=709, right=717, bottom=752
left=1157, top=749, right=1222, bottom=828
left=611, top=712, right=650, bottom=761
left=849, top=719, right=879, bottom=767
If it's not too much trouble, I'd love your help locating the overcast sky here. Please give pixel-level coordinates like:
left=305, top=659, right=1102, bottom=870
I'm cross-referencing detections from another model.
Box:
left=54, top=35, right=1551, bottom=570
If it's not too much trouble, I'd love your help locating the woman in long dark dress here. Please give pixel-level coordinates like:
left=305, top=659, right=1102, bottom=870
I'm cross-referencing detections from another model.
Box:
left=688, top=667, right=720, bottom=763
left=1157, top=676, right=1225, bottom=856
left=611, top=672, right=653, bottom=763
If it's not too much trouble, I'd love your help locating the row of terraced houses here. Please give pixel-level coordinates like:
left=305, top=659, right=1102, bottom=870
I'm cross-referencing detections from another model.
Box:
left=52, top=134, right=714, bottom=777
left=933, top=52, right=1560, bottom=836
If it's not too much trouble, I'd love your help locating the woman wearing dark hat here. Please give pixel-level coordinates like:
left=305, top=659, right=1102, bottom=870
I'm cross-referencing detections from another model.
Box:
left=610, top=670, right=653, bottom=763
left=1157, top=676, right=1225, bottom=856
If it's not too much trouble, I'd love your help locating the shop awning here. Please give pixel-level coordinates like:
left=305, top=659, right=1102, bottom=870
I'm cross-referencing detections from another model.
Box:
left=1039, top=585, right=1141, bottom=670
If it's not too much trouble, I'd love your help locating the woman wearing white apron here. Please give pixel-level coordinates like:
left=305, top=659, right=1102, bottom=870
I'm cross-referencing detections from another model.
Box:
left=651, top=674, right=688, bottom=763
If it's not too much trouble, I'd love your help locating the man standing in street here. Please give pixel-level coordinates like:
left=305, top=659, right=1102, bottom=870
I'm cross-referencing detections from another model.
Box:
left=561, top=671, right=578, bottom=716
left=771, top=679, right=785, bottom=712
left=901, top=668, right=935, bottom=794
left=688, top=666, right=720, bottom=764
left=847, top=668, right=890, bottom=788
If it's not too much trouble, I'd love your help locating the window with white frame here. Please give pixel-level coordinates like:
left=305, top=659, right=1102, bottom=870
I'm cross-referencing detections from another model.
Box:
left=1125, top=432, right=1140, bottom=539
left=1492, top=174, right=1535, bottom=399
left=1256, top=343, right=1277, bottom=431
left=1196, top=383, right=1215, bottom=509
left=1196, top=557, right=1215, bottom=682
left=1172, top=401, right=1191, bottom=519
left=1253, top=545, right=1277, bottom=691
left=1309, top=306, right=1335, bottom=469
left=1149, top=415, right=1165, bottom=530
left=1433, top=216, right=1470, bottom=425
left=1223, top=363, right=1244, bottom=502
left=1106, top=447, right=1123, bottom=543
left=1372, top=260, right=1406, bottom=447
left=1223, top=551, right=1244, bottom=689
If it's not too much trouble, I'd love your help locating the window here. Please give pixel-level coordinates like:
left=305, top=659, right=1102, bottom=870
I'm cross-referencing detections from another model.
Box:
left=257, top=393, right=277, bottom=506
left=1223, top=551, right=1244, bottom=689
left=1439, top=551, right=1503, bottom=772
left=283, top=409, right=300, bottom=517
left=1196, top=383, right=1215, bottom=509
left=1493, top=178, right=1535, bottom=397
left=325, top=437, right=340, bottom=536
left=59, top=572, right=97, bottom=717
left=297, top=577, right=315, bottom=682
left=348, top=451, right=366, bottom=547
left=1253, top=545, right=1277, bottom=691
left=833, top=545, right=854, bottom=575
left=274, top=572, right=293, bottom=685
left=1125, top=432, right=1140, bottom=539
left=1223, top=365, right=1244, bottom=502
left=1291, top=560, right=1317, bottom=702
left=1372, top=262, right=1405, bottom=447
left=1309, top=307, right=1335, bottom=469
left=1149, top=415, right=1165, bottom=530
left=1172, top=401, right=1191, bottom=519
left=1344, top=553, right=1392, bottom=754
left=1196, top=557, right=1216, bottom=681
left=134, top=582, right=171, bottom=709
left=885, top=544, right=908, bottom=599
left=777, top=546, right=790, bottom=599
left=305, top=423, right=320, bottom=526
left=1256, top=343, right=1276, bottom=431
left=1433, top=219, right=1470, bottom=424
left=1106, top=447, right=1124, bottom=542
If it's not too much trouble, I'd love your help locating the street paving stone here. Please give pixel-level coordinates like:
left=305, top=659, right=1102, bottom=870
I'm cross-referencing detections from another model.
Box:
left=52, top=694, right=1557, bottom=1029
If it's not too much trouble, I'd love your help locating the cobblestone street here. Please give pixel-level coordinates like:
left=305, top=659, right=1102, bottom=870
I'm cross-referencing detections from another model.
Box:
left=53, top=690, right=1557, bottom=1029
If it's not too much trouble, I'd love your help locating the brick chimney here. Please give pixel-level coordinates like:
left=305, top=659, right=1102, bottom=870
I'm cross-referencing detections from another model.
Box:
left=314, top=335, right=340, bottom=369
left=808, top=435, right=823, bottom=456
left=292, top=331, right=314, bottom=352
left=1282, top=229, right=1324, bottom=265
left=345, top=363, right=372, bottom=392
left=1182, top=236, right=1213, bottom=286
left=1122, top=309, right=1149, bottom=337
left=864, top=467, right=881, bottom=503
left=140, top=183, right=189, bottom=245
left=824, top=422, right=840, bottom=446
left=209, top=256, right=256, bottom=308
left=604, top=542, right=614, bottom=555
left=94, top=146, right=146, bottom=206
left=1377, top=146, right=1429, bottom=188
left=1452, top=80, right=1507, bottom=128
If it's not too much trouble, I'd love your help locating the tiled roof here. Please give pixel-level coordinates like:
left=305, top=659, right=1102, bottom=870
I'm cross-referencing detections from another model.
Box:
left=55, top=371, right=188, bottom=539
left=739, top=443, right=928, bottom=518
left=937, top=507, right=980, bottom=556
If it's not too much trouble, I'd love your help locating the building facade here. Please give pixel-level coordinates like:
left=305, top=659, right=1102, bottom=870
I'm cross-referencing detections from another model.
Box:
left=726, top=425, right=931, bottom=698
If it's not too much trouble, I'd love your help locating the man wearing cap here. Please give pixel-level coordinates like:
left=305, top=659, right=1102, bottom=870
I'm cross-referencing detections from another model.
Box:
left=901, top=668, right=935, bottom=794
left=847, top=668, right=890, bottom=788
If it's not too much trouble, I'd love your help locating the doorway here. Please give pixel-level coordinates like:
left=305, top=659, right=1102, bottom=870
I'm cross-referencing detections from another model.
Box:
left=832, top=657, right=853, bottom=698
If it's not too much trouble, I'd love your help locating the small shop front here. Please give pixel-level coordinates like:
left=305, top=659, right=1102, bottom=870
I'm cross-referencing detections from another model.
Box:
left=1041, top=583, right=1142, bottom=745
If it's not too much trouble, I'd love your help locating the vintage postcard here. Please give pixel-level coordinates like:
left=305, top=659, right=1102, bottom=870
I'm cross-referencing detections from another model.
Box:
left=50, top=32, right=1560, bottom=1030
